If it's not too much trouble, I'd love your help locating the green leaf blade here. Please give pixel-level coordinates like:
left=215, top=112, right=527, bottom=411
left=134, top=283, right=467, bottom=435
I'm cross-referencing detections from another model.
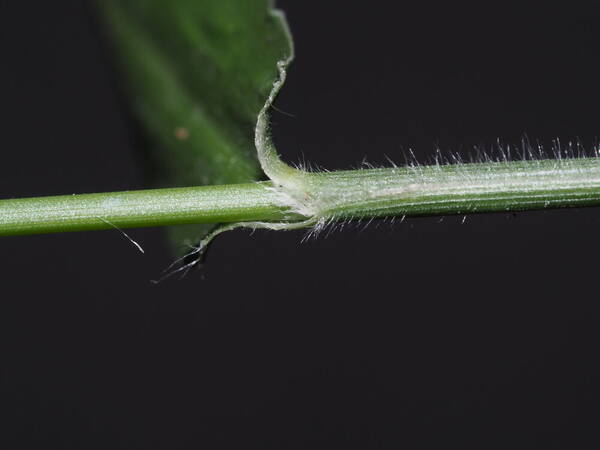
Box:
left=96, top=0, right=293, bottom=248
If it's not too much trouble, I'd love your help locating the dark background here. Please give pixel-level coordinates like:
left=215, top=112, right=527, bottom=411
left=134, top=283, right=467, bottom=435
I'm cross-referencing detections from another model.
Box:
left=1, top=2, right=600, bottom=448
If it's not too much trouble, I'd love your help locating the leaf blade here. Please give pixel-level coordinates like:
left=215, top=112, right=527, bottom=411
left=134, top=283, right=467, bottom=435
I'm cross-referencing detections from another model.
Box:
left=97, top=0, right=293, bottom=249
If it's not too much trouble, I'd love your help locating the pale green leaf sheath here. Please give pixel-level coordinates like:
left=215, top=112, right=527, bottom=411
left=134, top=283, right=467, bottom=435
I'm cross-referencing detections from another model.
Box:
left=252, top=7, right=600, bottom=234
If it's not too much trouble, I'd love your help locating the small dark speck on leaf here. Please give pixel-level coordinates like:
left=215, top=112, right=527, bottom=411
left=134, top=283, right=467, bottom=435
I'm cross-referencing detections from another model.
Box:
left=174, top=127, right=190, bottom=140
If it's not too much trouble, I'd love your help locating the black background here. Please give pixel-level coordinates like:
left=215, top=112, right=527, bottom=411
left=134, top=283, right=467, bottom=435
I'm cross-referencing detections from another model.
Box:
left=1, top=2, right=600, bottom=448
